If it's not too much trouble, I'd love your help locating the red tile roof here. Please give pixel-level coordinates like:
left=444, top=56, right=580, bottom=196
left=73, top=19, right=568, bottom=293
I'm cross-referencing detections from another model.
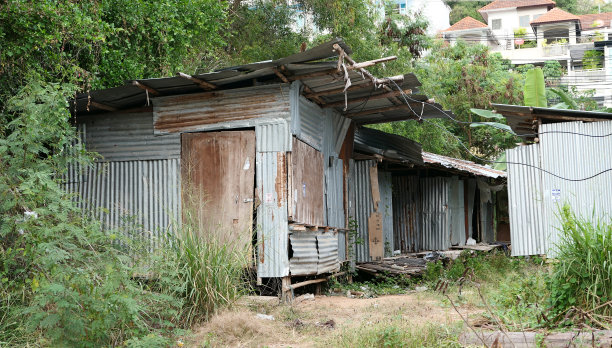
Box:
left=443, top=16, right=488, bottom=32
left=478, top=0, right=556, bottom=13
left=579, top=12, right=612, bottom=29
left=530, top=7, right=579, bottom=25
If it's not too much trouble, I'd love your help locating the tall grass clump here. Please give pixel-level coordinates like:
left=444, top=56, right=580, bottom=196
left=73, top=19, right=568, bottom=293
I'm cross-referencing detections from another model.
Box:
left=154, top=186, right=250, bottom=326
left=548, top=205, right=612, bottom=324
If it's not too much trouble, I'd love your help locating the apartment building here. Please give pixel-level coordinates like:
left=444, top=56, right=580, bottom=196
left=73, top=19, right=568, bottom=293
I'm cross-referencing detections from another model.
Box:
left=442, top=0, right=612, bottom=106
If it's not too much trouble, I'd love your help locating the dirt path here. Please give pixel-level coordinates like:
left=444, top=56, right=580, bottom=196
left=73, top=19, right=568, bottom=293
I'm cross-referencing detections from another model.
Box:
left=187, top=292, right=482, bottom=347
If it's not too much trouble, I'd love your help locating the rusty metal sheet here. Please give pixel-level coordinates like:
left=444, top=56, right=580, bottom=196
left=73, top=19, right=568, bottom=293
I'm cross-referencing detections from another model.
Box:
left=316, top=232, right=340, bottom=274
left=290, top=137, right=324, bottom=226
left=289, top=231, right=318, bottom=276
left=181, top=130, right=255, bottom=251
left=153, top=84, right=290, bottom=134
left=392, top=176, right=420, bottom=253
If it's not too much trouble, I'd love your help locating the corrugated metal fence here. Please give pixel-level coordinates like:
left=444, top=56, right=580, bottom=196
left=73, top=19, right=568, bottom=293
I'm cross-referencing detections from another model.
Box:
left=507, top=120, right=612, bottom=256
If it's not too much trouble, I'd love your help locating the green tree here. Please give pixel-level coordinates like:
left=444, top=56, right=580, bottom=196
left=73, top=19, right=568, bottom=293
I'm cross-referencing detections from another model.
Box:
left=444, top=1, right=489, bottom=25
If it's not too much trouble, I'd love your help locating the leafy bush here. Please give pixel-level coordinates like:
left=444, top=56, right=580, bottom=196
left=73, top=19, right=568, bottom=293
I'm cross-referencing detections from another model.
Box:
left=547, top=206, right=612, bottom=323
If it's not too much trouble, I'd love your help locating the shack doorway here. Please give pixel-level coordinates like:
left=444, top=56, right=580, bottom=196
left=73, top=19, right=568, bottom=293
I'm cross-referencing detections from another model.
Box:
left=181, top=130, right=256, bottom=254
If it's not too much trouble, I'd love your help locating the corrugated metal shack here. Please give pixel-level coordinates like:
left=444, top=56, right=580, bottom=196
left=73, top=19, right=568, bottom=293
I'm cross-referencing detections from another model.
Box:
left=350, top=127, right=506, bottom=263
left=493, top=104, right=612, bottom=257
left=67, top=39, right=452, bottom=299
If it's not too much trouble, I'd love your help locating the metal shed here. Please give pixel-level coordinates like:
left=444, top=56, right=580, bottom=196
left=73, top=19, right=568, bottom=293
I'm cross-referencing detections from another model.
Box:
left=66, top=39, right=452, bottom=299
left=351, top=127, right=506, bottom=262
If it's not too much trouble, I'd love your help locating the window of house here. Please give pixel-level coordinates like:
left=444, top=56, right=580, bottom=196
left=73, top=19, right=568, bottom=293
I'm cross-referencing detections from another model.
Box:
left=492, top=19, right=502, bottom=30
left=519, top=15, right=530, bottom=27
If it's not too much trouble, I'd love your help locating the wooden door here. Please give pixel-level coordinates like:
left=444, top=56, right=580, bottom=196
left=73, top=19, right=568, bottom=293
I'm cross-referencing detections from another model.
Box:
left=181, top=130, right=256, bottom=251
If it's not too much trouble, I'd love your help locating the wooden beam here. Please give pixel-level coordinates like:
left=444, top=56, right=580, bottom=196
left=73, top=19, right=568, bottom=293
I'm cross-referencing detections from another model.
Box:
left=275, top=65, right=326, bottom=105
left=132, top=81, right=160, bottom=96
left=272, top=68, right=290, bottom=83
left=350, top=56, right=397, bottom=69
left=303, top=82, right=373, bottom=98
left=177, top=72, right=216, bottom=90
left=287, top=68, right=341, bottom=81
left=323, top=89, right=412, bottom=108
left=90, top=101, right=118, bottom=112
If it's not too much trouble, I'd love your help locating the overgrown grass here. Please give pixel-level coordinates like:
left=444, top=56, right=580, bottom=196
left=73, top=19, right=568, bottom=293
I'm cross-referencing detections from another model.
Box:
left=328, top=320, right=462, bottom=348
left=547, top=206, right=612, bottom=325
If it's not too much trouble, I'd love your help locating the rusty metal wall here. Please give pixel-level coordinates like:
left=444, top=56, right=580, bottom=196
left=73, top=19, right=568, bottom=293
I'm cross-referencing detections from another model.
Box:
left=152, top=84, right=291, bottom=134
left=507, top=120, right=612, bottom=256
left=420, top=177, right=451, bottom=251
left=392, top=176, right=421, bottom=253
left=64, top=159, right=181, bottom=249
left=78, top=112, right=180, bottom=162
left=255, top=121, right=292, bottom=152
left=255, top=152, right=290, bottom=277
left=378, top=171, right=394, bottom=256
left=352, top=160, right=376, bottom=262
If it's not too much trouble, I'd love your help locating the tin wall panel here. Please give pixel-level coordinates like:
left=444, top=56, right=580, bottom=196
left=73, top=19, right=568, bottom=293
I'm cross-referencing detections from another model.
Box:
left=290, top=81, right=324, bottom=150
left=317, top=232, right=340, bottom=274
left=420, top=177, right=451, bottom=251
left=539, top=120, right=612, bottom=256
left=63, top=159, right=181, bottom=249
left=378, top=171, right=394, bottom=256
left=255, top=152, right=289, bottom=278
left=392, top=176, right=420, bottom=253
left=448, top=176, right=466, bottom=246
left=352, top=160, right=376, bottom=262
left=289, top=231, right=318, bottom=276
left=153, top=84, right=290, bottom=134
left=256, top=152, right=290, bottom=277
left=507, top=144, right=547, bottom=256
left=78, top=112, right=180, bottom=162
left=255, top=121, right=292, bottom=152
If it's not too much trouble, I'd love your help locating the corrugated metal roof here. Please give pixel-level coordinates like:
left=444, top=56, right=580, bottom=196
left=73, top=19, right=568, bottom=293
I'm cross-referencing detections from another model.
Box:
left=422, top=152, right=506, bottom=179
left=354, top=127, right=424, bottom=165
left=73, top=38, right=452, bottom=125
left=492, top=104, right=612, bottom=140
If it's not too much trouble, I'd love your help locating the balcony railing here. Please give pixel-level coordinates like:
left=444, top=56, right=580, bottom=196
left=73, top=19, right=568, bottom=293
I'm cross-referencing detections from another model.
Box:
left=543, top=44, right=568, bottom=57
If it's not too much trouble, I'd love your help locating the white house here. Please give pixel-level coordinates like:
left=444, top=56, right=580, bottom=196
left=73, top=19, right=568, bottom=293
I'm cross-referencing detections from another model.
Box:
left=393, top=0, right=451, bottom=35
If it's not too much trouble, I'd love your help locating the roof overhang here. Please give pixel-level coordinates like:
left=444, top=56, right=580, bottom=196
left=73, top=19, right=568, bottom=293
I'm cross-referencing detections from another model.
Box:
left=72, top=38, right=453, bottom=126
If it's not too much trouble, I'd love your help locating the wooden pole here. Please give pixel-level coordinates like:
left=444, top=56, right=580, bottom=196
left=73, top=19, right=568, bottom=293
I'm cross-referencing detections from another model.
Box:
left=303, top=81, right=373, bottom=98
left=90, top=101, right=118, bottom=112
left=177, top=72, right=216, bottom=90
left=132, top=81, right=160, bottom=96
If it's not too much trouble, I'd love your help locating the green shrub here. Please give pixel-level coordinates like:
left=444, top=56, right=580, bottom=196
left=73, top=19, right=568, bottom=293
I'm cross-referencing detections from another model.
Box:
left=547, top=206, right=612, bottom=323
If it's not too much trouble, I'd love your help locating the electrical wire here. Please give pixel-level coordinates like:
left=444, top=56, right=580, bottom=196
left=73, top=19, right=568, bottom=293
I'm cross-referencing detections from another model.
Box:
left=387, top=80, right=612, bottom=181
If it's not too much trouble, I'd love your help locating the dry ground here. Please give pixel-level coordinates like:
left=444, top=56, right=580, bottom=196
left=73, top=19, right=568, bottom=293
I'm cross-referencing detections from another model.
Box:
left=186, top=292, right=483, bottom=347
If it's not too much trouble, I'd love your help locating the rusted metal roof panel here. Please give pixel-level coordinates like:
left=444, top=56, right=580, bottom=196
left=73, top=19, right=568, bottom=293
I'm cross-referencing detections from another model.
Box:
left=422, top=152, right=506, bottom=179
left=77, top=112, right=180, bottom=161
left=255, top=151, right=290, bottom=277
left=152, top=84, right=290, bottom=134
left=354, top=127, right=423, bottom=165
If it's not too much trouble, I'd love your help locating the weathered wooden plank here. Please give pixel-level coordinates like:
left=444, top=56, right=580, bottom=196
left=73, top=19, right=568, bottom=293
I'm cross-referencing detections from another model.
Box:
left=368, top=212, right=384, bottom=261
left=291, top=138, right=325, bottom=226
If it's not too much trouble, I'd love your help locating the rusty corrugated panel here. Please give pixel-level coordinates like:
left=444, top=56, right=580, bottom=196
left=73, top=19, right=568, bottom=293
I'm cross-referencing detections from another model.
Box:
left=64, top=159, right=181, bottom=249
left=290, top=138, right=325, bottom=226
left=420, top=177, right=451, bottom=251
left=152, top=84, right=290, bottom=134
left=317, top=232, right=340, bottom=274
left=352, top=160, right=376, bottom=262
left=256, top=152, right=290, bottom=277
left=392, top=176, right=421, bottom=253
left=289, top=230, right=318, bottom=276
left=290, top=82, right=324, bottom=150
left=78, top=112, right=180, bottom=162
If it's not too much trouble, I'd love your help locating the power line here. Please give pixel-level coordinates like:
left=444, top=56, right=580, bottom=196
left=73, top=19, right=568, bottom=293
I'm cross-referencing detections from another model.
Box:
left=388, top=80, right=612, bottom=181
